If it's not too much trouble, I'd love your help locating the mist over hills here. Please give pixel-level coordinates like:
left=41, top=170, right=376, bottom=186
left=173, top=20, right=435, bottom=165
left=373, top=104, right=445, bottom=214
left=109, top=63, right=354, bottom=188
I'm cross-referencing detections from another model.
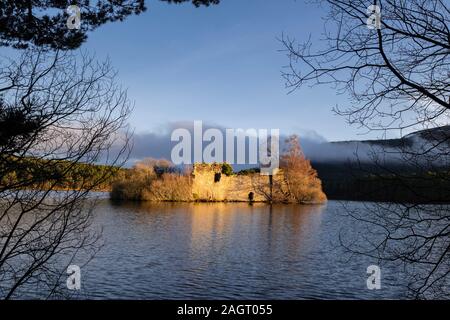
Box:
left=309, top=125, right=450, bottom=202
left=306, top=125, right=450, bottom=165
left=123, top=122, right=450, bottom=170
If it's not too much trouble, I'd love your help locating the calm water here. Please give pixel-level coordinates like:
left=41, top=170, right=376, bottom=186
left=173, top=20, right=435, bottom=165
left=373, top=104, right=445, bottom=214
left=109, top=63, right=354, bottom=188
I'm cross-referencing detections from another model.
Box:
left=72, top=199, right=409, bottom=299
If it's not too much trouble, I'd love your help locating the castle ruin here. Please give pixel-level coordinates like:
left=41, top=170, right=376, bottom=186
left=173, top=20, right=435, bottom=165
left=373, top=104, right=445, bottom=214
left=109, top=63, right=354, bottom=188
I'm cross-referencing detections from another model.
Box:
left=191, top=163, right=285, bottom=202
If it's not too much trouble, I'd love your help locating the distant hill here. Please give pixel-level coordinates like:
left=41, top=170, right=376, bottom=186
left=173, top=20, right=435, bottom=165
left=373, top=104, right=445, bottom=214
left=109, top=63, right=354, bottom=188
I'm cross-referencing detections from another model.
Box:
left=306, top=125, right=450, bottom=165
left=309, top=126, right=450, bottom=203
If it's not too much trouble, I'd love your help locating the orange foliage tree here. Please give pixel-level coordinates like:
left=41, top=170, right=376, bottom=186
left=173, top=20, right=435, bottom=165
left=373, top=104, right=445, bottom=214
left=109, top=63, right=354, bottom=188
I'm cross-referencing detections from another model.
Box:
left=280, top=135, right=326, bottom=203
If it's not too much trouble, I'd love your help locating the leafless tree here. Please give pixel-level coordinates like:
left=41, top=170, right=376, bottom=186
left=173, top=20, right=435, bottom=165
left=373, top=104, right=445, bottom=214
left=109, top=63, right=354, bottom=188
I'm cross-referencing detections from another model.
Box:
left=282, top=0, right=449, bottom=298
left=0, top=49, right=131, bottom=299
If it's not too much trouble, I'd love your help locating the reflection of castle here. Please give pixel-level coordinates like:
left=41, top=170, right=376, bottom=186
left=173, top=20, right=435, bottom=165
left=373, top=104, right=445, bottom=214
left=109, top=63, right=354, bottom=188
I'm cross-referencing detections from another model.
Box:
left=191, top=163, right=284, bottom=202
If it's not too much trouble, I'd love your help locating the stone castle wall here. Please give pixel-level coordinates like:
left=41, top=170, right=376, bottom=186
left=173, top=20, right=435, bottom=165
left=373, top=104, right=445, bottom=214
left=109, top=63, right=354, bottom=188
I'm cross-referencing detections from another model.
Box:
left=191, top=163, right=283, bottom=202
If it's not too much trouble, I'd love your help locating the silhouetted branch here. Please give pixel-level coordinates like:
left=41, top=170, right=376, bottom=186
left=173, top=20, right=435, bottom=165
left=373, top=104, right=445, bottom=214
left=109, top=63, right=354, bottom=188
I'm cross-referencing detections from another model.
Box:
left=0, top=49, right=132, bottom=299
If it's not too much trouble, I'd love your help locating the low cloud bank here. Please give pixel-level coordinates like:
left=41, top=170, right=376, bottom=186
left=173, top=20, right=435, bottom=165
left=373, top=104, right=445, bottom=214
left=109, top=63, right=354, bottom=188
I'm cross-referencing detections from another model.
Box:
left=109, top=121, right=436, bottom=168
left=119, top=121, right=378, bottom=167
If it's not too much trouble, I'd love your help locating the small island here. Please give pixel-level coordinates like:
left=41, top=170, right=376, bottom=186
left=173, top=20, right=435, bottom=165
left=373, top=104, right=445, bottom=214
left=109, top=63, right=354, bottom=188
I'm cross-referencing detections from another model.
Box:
left=110, top=135, right=327, bottom=204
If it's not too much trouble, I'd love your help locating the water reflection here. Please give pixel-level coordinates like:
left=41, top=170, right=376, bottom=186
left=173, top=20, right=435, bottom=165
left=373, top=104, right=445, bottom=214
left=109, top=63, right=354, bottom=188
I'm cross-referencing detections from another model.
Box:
left=110, top=201, right=325, bottom=263
left=83, top=200, right=404, bottom=299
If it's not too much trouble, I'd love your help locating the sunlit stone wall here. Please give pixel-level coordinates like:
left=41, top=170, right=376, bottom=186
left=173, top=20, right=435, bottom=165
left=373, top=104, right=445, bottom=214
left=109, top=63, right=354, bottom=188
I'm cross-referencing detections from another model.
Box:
left=191, top=163, right=283, bottom=202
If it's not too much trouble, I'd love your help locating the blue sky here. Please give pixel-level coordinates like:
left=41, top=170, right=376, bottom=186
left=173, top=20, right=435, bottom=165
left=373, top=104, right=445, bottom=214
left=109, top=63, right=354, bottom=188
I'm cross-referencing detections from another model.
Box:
left=81, top=0, right=374, bottom=141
